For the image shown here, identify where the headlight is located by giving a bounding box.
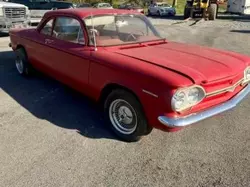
[0,8,3,16]
[244,67,250,81]
[171,85,206,112]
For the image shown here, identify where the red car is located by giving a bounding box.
[9,8,250,142]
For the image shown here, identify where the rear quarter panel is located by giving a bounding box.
[10,28,36,50]
[9,28,53,73]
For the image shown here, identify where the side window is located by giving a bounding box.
[10,0,30,7]
[40,18,54,36]
[53,17,85,45]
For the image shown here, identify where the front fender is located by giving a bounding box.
[88,51,193,128]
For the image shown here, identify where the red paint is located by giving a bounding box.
[9,9,250,132]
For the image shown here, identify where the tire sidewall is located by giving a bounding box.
[104,90,150,142]
[15,48,30,76]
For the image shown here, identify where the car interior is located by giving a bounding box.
[84,15,160,46]
[40,15,160,46]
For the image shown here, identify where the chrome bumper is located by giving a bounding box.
[158,84,250,127]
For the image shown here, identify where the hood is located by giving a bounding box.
[0,2,26,8]
[115,42,249,84]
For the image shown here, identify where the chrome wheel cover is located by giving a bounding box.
[15,57,24,74]
[109,99,137,135]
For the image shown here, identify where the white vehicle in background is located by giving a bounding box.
[148,2,176,16]
[0,0,30,33]
[227,0,250,15]
[93,3,113,9]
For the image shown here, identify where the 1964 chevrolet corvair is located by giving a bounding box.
[9,8,250,142]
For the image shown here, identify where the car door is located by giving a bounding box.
[43,16,90,93]
[27,17,58,73]
[151,3,157,14]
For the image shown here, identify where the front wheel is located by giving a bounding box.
[104,89,152,142]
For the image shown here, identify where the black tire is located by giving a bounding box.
[14,47,33,76]
[184,7,191,19]
[104,89,152,142]
[208,3,217,20]
[157,10,161,17]
[148,9,151,16]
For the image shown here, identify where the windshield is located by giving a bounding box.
[83,14,163,47]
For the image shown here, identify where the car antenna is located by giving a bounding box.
[91,12,97,51]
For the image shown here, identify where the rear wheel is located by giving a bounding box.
[208,3,217,20]
[184,7,191,19]
[15,48,33,76]
[104,89,152,142]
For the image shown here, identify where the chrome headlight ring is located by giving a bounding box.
[244,66,250,81]
[171,85,206,112]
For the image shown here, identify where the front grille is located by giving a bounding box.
[206,78,245,98]
[3,7,26,19]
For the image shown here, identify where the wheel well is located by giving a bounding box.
[16,44,25,50]
[16,44,24,49]
[99,83,151,133]
[15,45,28,57]
[98,83,141,107]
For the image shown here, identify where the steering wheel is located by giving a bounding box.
[125,30,146,42]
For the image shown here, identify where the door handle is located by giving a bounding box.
[45,39,54,44]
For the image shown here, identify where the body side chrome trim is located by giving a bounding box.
[158,84,250,127]
[142,89,158,98]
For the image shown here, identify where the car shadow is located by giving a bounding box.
[0,33,9,37]
[230,30,250,34]
[0,50,119,141]
[147,14,184,20]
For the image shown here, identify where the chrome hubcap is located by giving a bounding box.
[15,57,24,74]
[109,99,137,135]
